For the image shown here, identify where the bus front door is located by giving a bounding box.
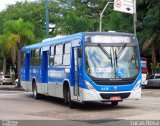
[73,47,80,101]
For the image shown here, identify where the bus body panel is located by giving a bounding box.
[20,32,141,103]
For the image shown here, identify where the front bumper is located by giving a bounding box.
[81,88,141,102]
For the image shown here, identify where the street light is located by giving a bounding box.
[45,0,49,38]
[99,2,113,32]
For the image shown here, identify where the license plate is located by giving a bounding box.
[110,96,121,101]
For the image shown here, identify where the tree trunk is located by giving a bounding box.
[151,46,156,64]
[3,56,6,75]
[151,45,157,73]
[17,48,21,87]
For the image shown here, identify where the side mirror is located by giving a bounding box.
[78,47,82,58]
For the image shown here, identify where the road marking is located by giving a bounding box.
[141,91,152,96]
[0,93,19,97]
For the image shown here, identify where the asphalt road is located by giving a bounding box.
[0,85,160,126]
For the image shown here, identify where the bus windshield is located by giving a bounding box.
[85,45,139,79]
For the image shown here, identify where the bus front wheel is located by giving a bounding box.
[68,88,75,108]
[64,86,75,108]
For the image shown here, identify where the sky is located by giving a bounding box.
[0,0,35,11]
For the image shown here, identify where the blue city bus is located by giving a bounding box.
[20,32,141,108]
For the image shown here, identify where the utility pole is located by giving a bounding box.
[133,0,137,36]
[45,0,49,38]
[99,2,113,32]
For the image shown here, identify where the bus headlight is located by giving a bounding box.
[133,80,141,91]
[85,80,96,92]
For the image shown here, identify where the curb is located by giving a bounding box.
[0,86,25,91]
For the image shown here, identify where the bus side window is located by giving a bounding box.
[49,46,54,66]
[39,48,42,66]
[54,44,63,66]
[30,50,33,66]
[63,42,71,66]
[31,49,40,66]
[21,52,25,67]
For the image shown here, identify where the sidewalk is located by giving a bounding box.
[0,85,25,91]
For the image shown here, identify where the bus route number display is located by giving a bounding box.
[91,35,132,43]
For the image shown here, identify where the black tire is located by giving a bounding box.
[111,101,118,106]
[64,86,75,109]
[33,82,40,99]
[0,81,3,85]
[68,87,76,108]
[64,86,69,104]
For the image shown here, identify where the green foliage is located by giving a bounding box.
[0,0,136,36]
[0,0,160,73]
[61,11,94,34]
[3,18,34,47]
[150,63,160,74]
[0,1,62,41]
[137,0,160,65]
[104,12,133,32]
[137,0,160,47]
[0,18,35,82]
[0,34,10,56]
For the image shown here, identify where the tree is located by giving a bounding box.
[61,11,94,34]
[2,19,34,87]
[137,0,160,66]
[0,0,67,39]
[0,1,45,41]
[104,12,133,32]
[0,0,159,75]
[0,34,11,74]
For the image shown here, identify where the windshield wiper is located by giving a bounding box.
[98,44,113,67]
[116,44,127,59]
[115,44,126,67]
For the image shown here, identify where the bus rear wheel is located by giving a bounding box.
[33,82,40,99]
[111,101,118,106]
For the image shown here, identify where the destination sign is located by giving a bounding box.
[90,35,132,43]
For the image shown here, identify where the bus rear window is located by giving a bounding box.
[141,60,147,68]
